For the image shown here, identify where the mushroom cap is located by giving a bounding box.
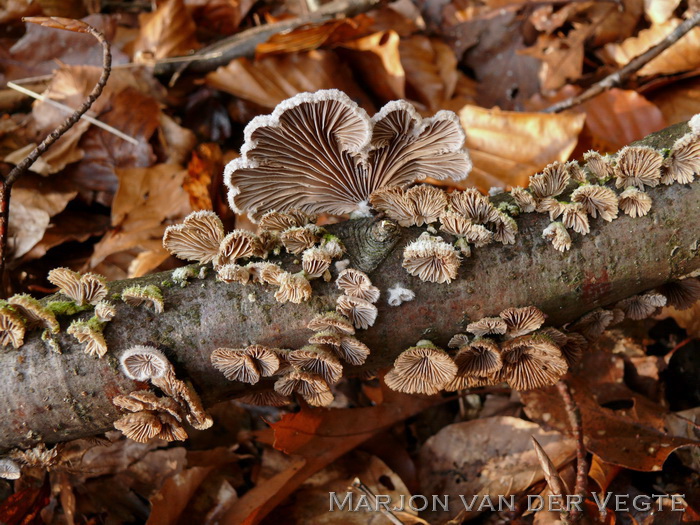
[308,330,343,348]
[215,230,262,267]
[406,185,449,226]
[566,160,587,183]
[614,145,663,190]
[155,412,188,441]
[8,294,59,333]
[384,368,442,395]
[492,211,518,245]
[369,186,417,227]
[542,222,571,252]
[246,262,285,285]
[274,368,333,407]
[336,295,378,330]
[448,333,471,349]
[500,306,546,337]
[561,203,590,235]
[236,390,291,407]
[48,268,108,306]
[320,236,345,259]
[570,308,616,341]
[0,458,21,480]
[259,208,316,233]
[663,132,700,184]
[163,210,224,264]
[337,336,371,366]
[281,225,321,255]
[499,334,568,391]
[302,247,332,278]
[584,151,614,181]
[114,411,162,443]
[571,185,619,222]
[120,345,171,381]
[307,311,355,335]
[402,233,460,284]
[466,316,507,337]
[558,331,587,368]
[274,272,312,304]
[439,209,475,237]
[121,285,164,313]
[94,301,116,322]
[529,162,570,199]
[288,345,343,384]
[225,90,470,219]
[450,189,499,224]
[510,187,536,213]
[658,277,700,310]
[618,187,652,218]
[536,197,564,220]
[113,390,182,420]
[216,264,250,284]
[158,377,213,431]
[615,292,667,320]
[336,268,380,303]
[210,345,280,384]
[444,337,502,391]
[67,320,108,358]
[388,343,457,392]
[0,306,26,349]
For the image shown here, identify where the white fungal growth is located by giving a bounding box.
[387,284,415,306]
[335,259,351,272]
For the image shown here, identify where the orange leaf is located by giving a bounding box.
[23,16,91,33]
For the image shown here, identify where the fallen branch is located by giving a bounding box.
[0,123,697,452]
[544,9,700,113]
[0,17,111,292]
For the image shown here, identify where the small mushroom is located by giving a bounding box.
[274,368,334,407]
[121,285,164,313]
[217,264,250,284]
[529,162,570,199]
[466,316,507,337]
[274,272,312,304]
[510,187,536,213]
[288,345,343,384]
[571,185,619,221]
[663,132,700,184]
[615,292,667,320]
[450,189,499,224]
[307,311,355,335]
[0,458,21,480]
[536,197,564,220]
[67,319,108,357]
[583,151,614,181]
[566,160,587,183]
[302,247,332,278]
[309,331,370,366]
[444,338,502,390]
[570,308,616,341]
[491,211,518,245]
[281,225,321,255]
[369,186,417,227]
[614,145,662,190]
[162,210,224,264]
[406,185,448,226]
[386,283,415,307]
[259,209,315,233]
[113,411,162,443]
[215,230,263,267]
[558,331,587,368]
[155,412,189,441]
[448,333,471,349]
[210,345,280,384]
[500,306,546,337]
[542,222,572,252]
[658,277,700,310]
[236,390,291,407]
[155,376,213,430]
[120,346,172,381]
[336,295,378,330]
[439,209,474,237]
[402,233,460,284]
[499,334,568,391]
[7,294,59,333]
[47,268,108,306]
[561,203,590,235]
[336,268,380,303]
[247,262,285,285]
[618,187,652,218]
[384,341,457,394]
[113,390,182,420]
[94,301,116,322]
[319,235,345,259]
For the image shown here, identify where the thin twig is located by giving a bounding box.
[350,478,405,525]
[6,82,136,145]
[556,380,587,522]
[531,436,571,525]
[544,9,700,113]
[0,17,112,293]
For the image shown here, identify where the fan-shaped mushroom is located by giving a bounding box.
[336,268,380,303]
[500,306,546,337]
[48,268,108,306]
[402,233,460,284]
[542,222,572,252]
[67,319,108,358]
[499,334,568,391]
[384,341,457,394]
[618,187,652,218]
[658,277,700,310]
[336,295,378,330]
[8,294,59,333]
[274,272,312,304]
[307,311,355,335]
[529,162,570,199]
[215,230,263,267]
[163,210,224,264]
[616,293,667,320]
[288,345,343,384]
[444,338,502,390]
[274,368,334,407]
[571,185,618,221]
[614,146,662,190]
[120,346,172,381]
[663,132,700,184]
[121,285,164,313]
[466,316,507,337]
[210,345,280,384]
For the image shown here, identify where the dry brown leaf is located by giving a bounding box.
[8,199,50,260]
[658,303,700,338]
[134,0,199,61]
[186,0,256,36]
[418,416,575,523]
[583,88,667,153]
[649,76,700,125]
[587,0,643,47]
[157,113,196,166]
[146,466,214,525]
[0,0,41,24]
[457,105,585,190]
[23,210,110,261]
[206,50,375,113]
[601,18,700,77]
[338,30,405,102]
[644,0,682,24]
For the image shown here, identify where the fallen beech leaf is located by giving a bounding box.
[658,303,700,338]
[0,479,50,525]
[650,76,700,126]
[601,19,700,77]
[206,50,374,113]
[583,88,666,153]
[644,0,682,24]
[8,198,50,259]
[222,388,438,525]
[187,0,256,36]
[128,244,172,278]
[158,113,196,166]
[134,0,199,61]
[0,0,41,24]
[588,454,621,492]
[458,105,585,190]
[587,0,644,46]
[23,210,110,261]
[183,143,224,211]
[338,30,406,102]
[418,416,575,522]
[146,466,214,525]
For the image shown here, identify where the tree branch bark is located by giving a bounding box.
[1,122,699,452]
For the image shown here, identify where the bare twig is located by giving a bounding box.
[0,17,112,293]
[544,9,700,113]
[556,380,588,522]
[531,436,571,524]
[350,478,405,525]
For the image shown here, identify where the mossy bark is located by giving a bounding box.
[0,123,699,451]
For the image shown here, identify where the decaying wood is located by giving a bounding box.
[0,122,698,451]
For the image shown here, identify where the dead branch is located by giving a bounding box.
[0,122,697,452]
[0,17,111,293]
[544,9,700,113]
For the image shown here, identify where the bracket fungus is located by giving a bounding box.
[658,278,700,310]
[663,132,700,184]
[336,268,380,303]
[583,151,614,181]
[237,390,291,407]
[336,295,378,330]
[570,185,619,221]
[500,306,546,338]
[402,233,460,284]
[288,345,343,384]
[499,334,568,391]
[450,189,500,224]
[216,230,264,266]
[274,368,333,407]
[7,294,59,333]
[614,146,663,190]
[0,458,21,480]
[384,341,458,395]
[274,272,312,304]
[466,316,507,337]
[542,222,572,252]
[67,318,108,358]
[224,89,471,219]
[259,209,316,233]
[528,162,570,199]
[307,311,356,335]
[120,345,171,381]
[445,338,503,390]
[570,308,619,341]
[302,247,332,278]
[163,210,225,264]
[210,345,280,384]
[94,301,116,322]
[618,187,652,217]
[615,292,667,320]
[47,268,108,306]
[121,285,164,313]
